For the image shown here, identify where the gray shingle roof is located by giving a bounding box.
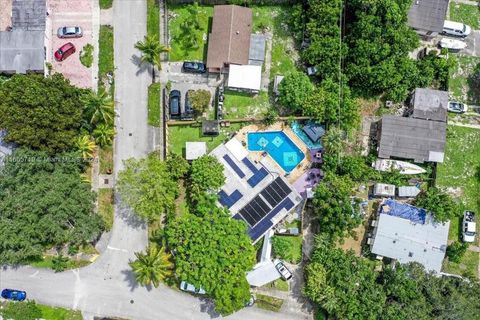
[412,88,448,122]
[407,0,448,34]
[378,115,446,163]
[248,34,266,66]
[0,30,44,73]
[12,0,46,30]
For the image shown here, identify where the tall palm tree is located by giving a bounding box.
[93,123,115,147]
[134,35,170,82]
[75,135,96,159]
[81,90,114,125]
[129,246,174,288]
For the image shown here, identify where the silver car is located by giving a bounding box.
[57,26,83,38]
[274,259,293,280]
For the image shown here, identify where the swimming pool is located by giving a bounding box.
[247,131,305,173]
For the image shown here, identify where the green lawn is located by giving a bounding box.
[255,294,284,312]
[37,304,83,320]
[168,4,213,61]
[99,25,114,93]
[30,256,90,270]
[449,2,480,30]
[437,126,480,277]
[79,44,94,68]
[265,279,289,292]
[0,302,82,320]
[148,83,161,126]
[99,146,113,174]
[98,188,114,231]
[147,0,160,39]
[449,55,480,104]
[223,90,270,119]
[272,235,303,264]
[443,250,479,278]
[99,0,113,9]
[168,123,244,156]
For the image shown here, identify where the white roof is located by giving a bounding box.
[246,260,281,287]
[373,183,395,197]
[398,186,421,198]
[225,138,249,162]
[185,142,207,160]
[227,64,262,91]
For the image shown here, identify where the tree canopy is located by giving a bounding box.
[188,89,211,114]
[414,187,459,222]
[165,202,255,315]
[117,153,179,221]
[0,149,103,264]
[0,74,85,154]
[278,71,314,112]
[188,155,225,202]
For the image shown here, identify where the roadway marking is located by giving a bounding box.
[107,245,128,253]
[29,271,39,278]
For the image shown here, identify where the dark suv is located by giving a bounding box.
[169,90,181,119]
[182,61,206,74]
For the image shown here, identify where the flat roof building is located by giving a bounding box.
[408,0,448,38]
[227,64,262,93]
[411,88,448,122]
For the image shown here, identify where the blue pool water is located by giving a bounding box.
[247,131,305,173]
[290,121,323,150]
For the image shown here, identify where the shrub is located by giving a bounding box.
[79,44,94,68]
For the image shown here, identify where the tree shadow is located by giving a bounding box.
[114,193,148,229]
[121,268,142,292]
[198,297,219,318]
[467,62,480,104]
[131,54,151,77]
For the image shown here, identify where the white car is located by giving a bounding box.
[462,211,476,243]
[274,259,293,280]
[439,38,467,51]
[448,101,468,113]
[179,281,206,295]
[57,26,83,38]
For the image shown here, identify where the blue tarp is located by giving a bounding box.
[379,199,427,224]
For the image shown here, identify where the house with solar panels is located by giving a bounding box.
[210,138,302,243]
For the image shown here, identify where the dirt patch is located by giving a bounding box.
[358,98,382,117]
[443,186,465,198]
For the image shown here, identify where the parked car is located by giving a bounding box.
[57,26,83,38]
[245,294,256,307]
[179,281,206,295]
[462,211,476,243]
[54,42,76,61]
[439,38,467,51]
[182,91,194,120]
[448,101,468,113]
[1,289,26,301]
[169,89,181,118]
[443,20,471,38]
[182,61,206,74]
[274,259,293,280]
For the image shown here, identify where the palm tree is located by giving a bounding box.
[81,90,114,125]
[93,123,115,147]
[134,35,170,82]
[76,135,96,159]
[129,246,174,288]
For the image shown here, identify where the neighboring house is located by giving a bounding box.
[407,0,448,38]
[0,0,46,74]
[370,199,449,273]
[377,115,447,163]
[410,88,448,122]
[210,138,302,243]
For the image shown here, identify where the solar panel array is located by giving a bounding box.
[239,196,271,226]
[247,168,268,187]
[223,154,245,178]
[218,190,243,208]
[242,157,258,172]
[247,198,295,241]
[261,177,291,207]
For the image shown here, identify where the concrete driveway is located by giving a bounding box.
[49,0,94,88]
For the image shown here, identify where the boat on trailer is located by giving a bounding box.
[373,159,426,175]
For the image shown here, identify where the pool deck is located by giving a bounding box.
[235,122,312,184]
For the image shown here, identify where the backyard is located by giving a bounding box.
[223,90,270,119]
[449,2,480,30]
[449,55,480,104]
[436,126,480,277]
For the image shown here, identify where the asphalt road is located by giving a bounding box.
[0,1,307,319]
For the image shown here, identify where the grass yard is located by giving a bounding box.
[168,4,213,61]
[0,302,82,320]
[437,126,480,277]
[255,294,284,312]
[99,25,114,93]
[148,83,161,127]
[443,250,479,279]
[98,188,114,231]
[99,146,113,174]
[265,279,289,292]
[272,235,303,264]
[449,55,480,104]
[223,90,270,119]
[147,0,160,39]
[30,256,91,270]
[37,304,83,320]
[99,0,113,9]
[449,2,480,30]
[168,123,244,156]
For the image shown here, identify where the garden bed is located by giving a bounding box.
[255,294,284,312]
[148,83,161,127]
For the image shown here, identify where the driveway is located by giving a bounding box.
[48,0,94,88]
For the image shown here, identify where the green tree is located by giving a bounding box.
[188,89,211,114]
[321,126,344,157]
[165,202,255,315]
[80,89,114,126]
[93,123,115,147]
[0,149,103,264]
[0,74,84,154]
[312,173,361,241]
[129,246,174,287]
[135,35,170,81]
[117,153,179,221]
[52,254,69,272]
[188,155,225,202]
[75,135,96,159]
[262,108,278,126]
[446,241,468,263]
[277,71,314,112]
[0,300,42,320]
[165,152,189,180]
[415,187,459,222]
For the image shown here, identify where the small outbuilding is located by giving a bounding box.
[398,186,421,198]
[202,120,220,136]
[410,88,448,122]
[302,123,325,143]
[227,64,262,93]
[185,142,207,161]
[373,183,396,197]
[248,34,266,66]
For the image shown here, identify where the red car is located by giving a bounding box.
[54,42,75,61]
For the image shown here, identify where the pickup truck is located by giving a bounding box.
[462,211,476,243]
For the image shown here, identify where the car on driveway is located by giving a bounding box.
[448,101,467,113]
[182,62,206,74]
[462,211,476,243]
[54,42,76,61]
[439,38,467,51]
[57,26,83,38]
[1,289,26,301]
[274,259,293,280]
[179,281,206,295]
[169,90,181,119]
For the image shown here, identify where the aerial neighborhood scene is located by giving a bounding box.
[0,0,480,319]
